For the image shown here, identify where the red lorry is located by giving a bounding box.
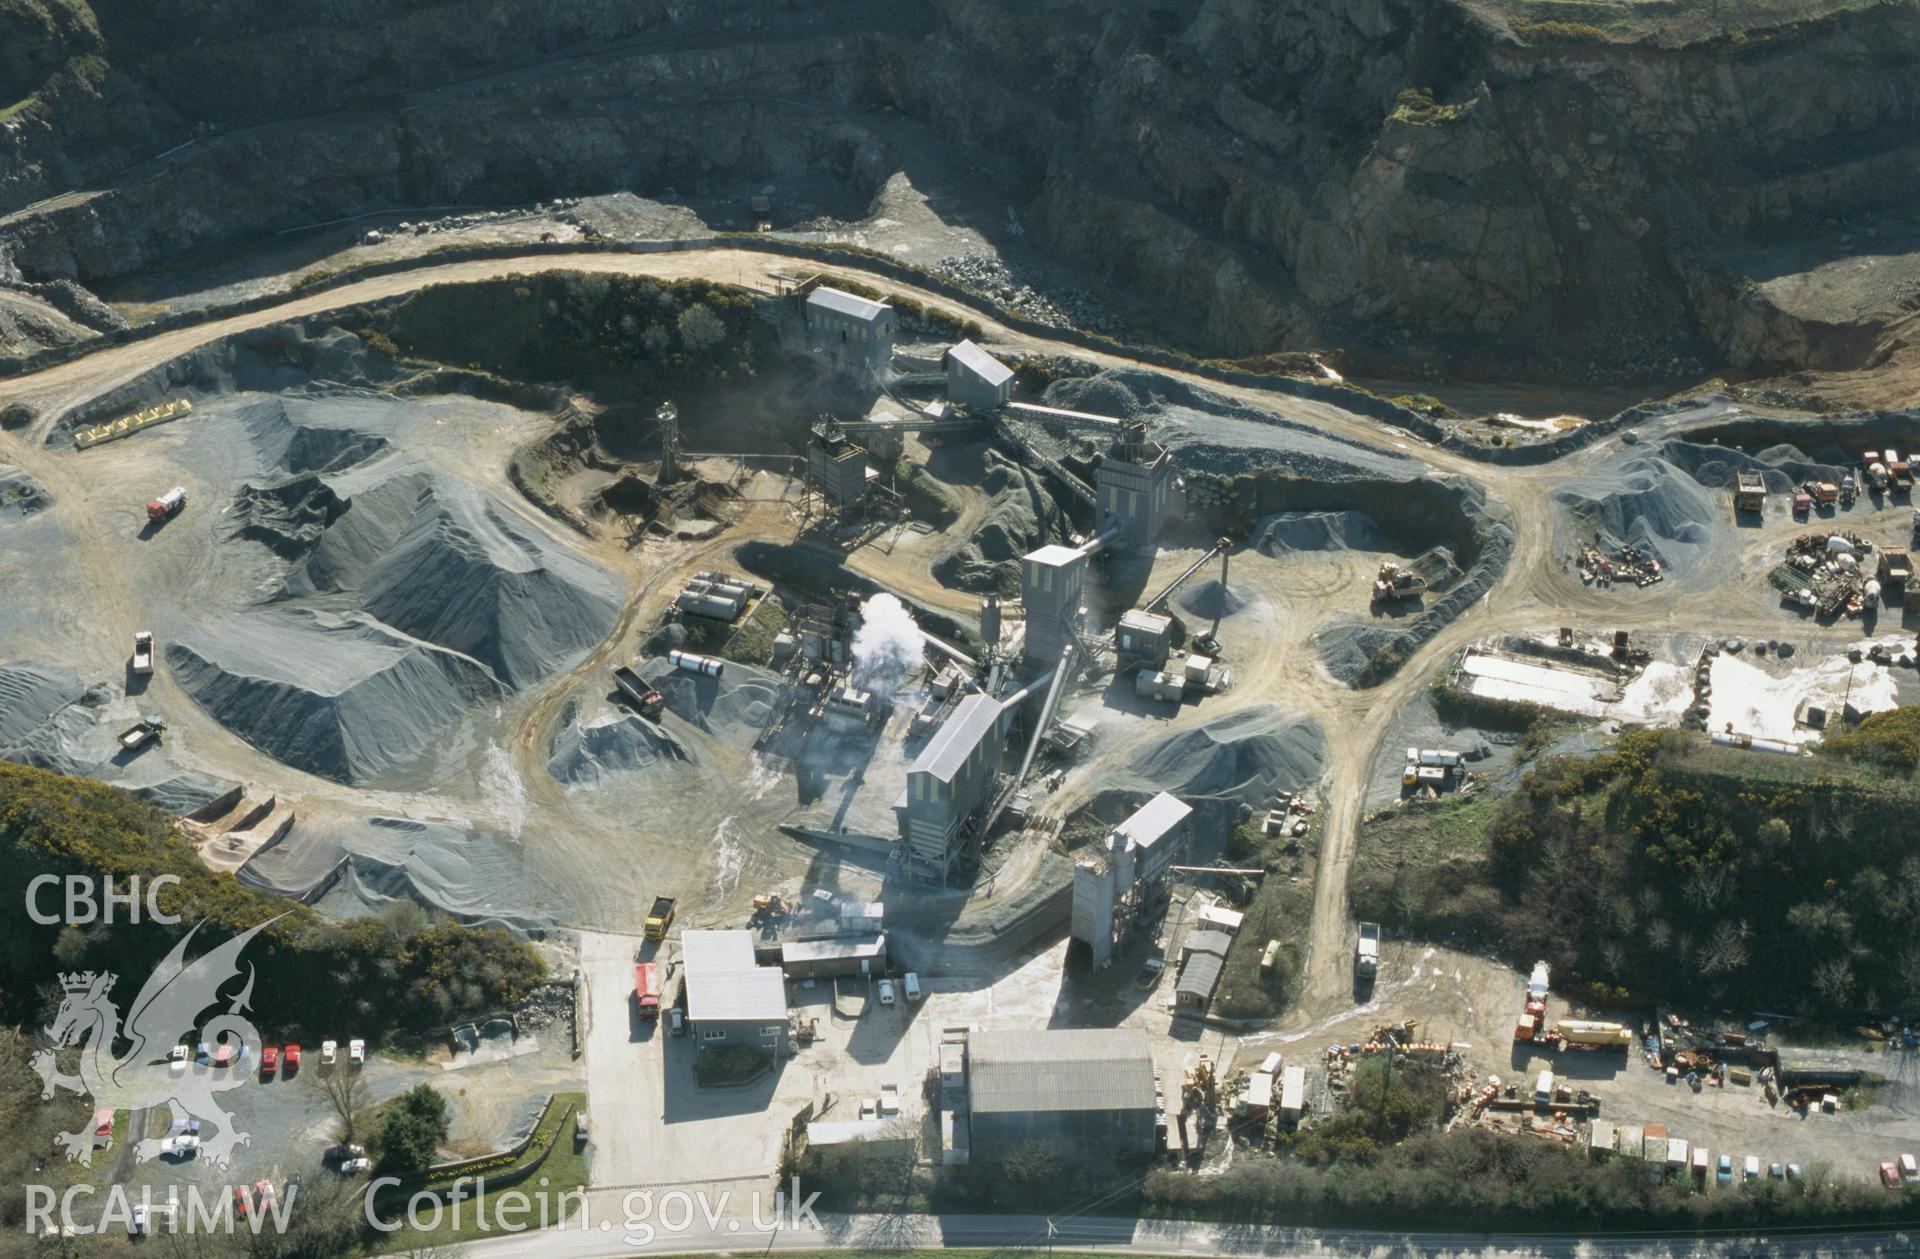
[146,486,187,521]
[633,963,661,1020]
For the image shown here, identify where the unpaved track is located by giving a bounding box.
[0,245,1890,1032]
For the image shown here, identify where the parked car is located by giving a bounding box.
[1881,1160,1903,1189]
[1134,958,1165,990]
[877,979,896,1006]
[1900,1152,1919,1183]
[283,1044,300,1074]
[1768,1162,1784,1179]
[232,1187,251,1220]
[903,972,921,1002]
[338,1157,371,1175]
[859,1098,878,1121]
[260,1046,278,1077]
[668,1008,685,1036]
[1786,1163,1803,1182]
[325,1142,366,1164]
[254,1181,276,1212]
[348,1038,365,1067]
[170,1044,189,1074]
[320,1040,338,1067]
[160,1135,199,1160]
[1743,1155,1760,1181]
[1716,1155,1733,1185]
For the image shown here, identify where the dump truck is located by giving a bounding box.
[1793,489,1812,516]
[633,963,661,1019]
[1878,548,1911,597]
[1893,450,1915,493]
[1354,922,1380,978]
[1553,1019,1633,1051]
[1813,481,1839,507]
[146,486,187,522]
[131,632,155,676]
[611,664,666,719]
[117,717,166,751]
[643,896,676,940]
[1734,470,1766,514]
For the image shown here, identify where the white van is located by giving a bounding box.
[903,973,921,1002]
[1533,1070,1555,1104]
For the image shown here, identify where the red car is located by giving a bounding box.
[260,1046,279,1078]
[233,1186,251,1219]
[283,1044,301,1075]
[1881,1160,1903,1188]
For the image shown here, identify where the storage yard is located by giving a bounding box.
[2,253,1917,1226]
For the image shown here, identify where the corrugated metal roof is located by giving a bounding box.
[682,929,787,1023]
[1177,950,1224,999]
[969,1029,1154,1114]
[948,339,1013,387]
[1182,928,1233,960]
[782,934,887,965]
[1116,792,1190,851]
[909,693,1001,783]
[807,286,890,323]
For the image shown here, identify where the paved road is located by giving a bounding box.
[455,1205,1920,1259]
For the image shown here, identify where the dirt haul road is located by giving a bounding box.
[0,246,1879,1031]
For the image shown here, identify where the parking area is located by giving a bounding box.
[116,1022,581,1206]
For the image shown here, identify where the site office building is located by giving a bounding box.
[681,929,790,1057]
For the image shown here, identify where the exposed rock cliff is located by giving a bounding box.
[1,0,1915,380]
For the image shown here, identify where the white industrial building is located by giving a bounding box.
[894,692,1008,883]
[1070,792,1193,970]
[681,929,789,1056]
[946,339,1014,409]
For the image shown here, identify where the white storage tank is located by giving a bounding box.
[669,649,725,678]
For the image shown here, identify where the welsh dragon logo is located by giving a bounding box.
[32,918,278,1168]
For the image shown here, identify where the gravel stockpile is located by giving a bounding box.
[1657,437,1845,492]
[52,327,397,443]
[1044,368,1422,481]
[277,471,432,596]
[931,452,1071,593]
[0,661,85,746]
[1176,578,1250,621]
[1252,510,1388,556]
[1101,704,1326,830]
[240,396,393,476]
[222,395,620,689]
[1552,453,1721,575]
[243,815,558,932]
[639,657,782,736]
[0,465,53,522]
[547,714,687,786]
[167,610,506,785]
[360,480,621,688]
[0,661,229,812]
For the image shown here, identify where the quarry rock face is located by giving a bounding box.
[0,0,1916,376]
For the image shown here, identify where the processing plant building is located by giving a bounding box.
[965,1028,1158,1158]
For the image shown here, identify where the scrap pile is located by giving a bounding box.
[1575,541,1663,588]
[1646,1012,1778,1093]
[1771,532,1879,616]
